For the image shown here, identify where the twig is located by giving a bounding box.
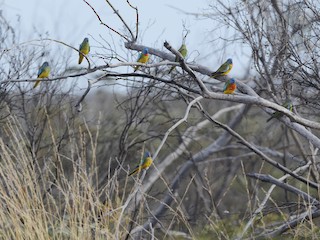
[105,0,135,41]
[75,80,91,112]
[75,74,107,111]
[126,0,139,42]
[83,0,130,41]
[152,95,203,160]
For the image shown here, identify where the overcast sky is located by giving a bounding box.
[2,0,248,79]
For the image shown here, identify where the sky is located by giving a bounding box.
[3,0,208,42]
[2,0,249,82]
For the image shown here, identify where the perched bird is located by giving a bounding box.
[134,48,149,72]
[267,98,293,122]
[223,78,237,94]
[168,43,188,73]
[33,62,50,88]
[211,58,233,78]
[78,38,90,64]
[128,151,153,176]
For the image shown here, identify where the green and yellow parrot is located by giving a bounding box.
[128,151,153,176]
[211,58,233,78]
[33,62,50,88]
[267,98,293,122]
[78,38,90,64]
[134,48,149,72]
[168,43,188,73]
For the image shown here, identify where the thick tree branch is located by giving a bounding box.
[247,173,320,205]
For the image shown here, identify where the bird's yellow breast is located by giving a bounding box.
[38,67,50,78]
[80,43,90,55]
[143,157,153,169]
[138,54,149,64]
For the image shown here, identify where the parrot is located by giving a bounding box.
[168,43,188,73]
[211,58,233,78]
[223,78,237,94]
[134,48,149,72]
[267,98,293,122]
[78,37,90,64]
[128,151,153,176]
[33,62,50,89]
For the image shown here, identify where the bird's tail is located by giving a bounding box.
[78,54,84,64]
[134,65,140,72]
[168,66,175,74]
[33,80,41,89]
[266,116,273,122]
[211,72,217,78]
[128,167,141,176]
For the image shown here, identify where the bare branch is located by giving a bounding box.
[105,0,135,41]
[83,0,130,41]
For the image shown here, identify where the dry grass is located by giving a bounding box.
[0,116,133,239]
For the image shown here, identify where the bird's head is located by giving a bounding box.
[144,151,151,158]
[43,62,49,67]
[229,78,236,84]
[142,48,149,55]
[84,38,89,42]
[227,58,232,64]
